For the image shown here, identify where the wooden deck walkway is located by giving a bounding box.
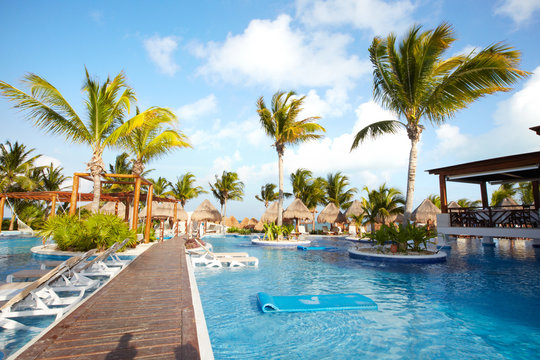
[16,236,202,360]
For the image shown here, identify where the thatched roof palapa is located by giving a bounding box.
[411,198,441,224]
[496,197,521,209]
[261,201,279,223]
[223,216,240,227]
[254,221,264,232]
[176,206,188,221]
[447,201,461,209]
[139,201,175,219]
[283,198,312,221]
[345,200,364,218]
[191,199,222,222]
[239,217,250,228]
[317,203,347,224]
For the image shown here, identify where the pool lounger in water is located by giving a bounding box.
[257,292,377,313]
[297,246,338,251]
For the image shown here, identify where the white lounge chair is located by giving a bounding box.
[189,238,258,268]
[75,240,131,277]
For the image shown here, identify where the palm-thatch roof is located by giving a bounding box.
[394,213,404,224]
[254,221,264,232]
[283,198,312,221]
[99,201,126,215]
[176,206,188,221]
[139,201,175,219]
[317,203,347,224]
[496,197,521,209]
[239,217,250,228]
[248,218,258,226]
[411,198,441,224]
[345,200,364,218]
[223,216,240,227]
[191,199,222,222]
[447,201,461,209]
[261,201,279,223]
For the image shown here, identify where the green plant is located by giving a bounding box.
[39,214,136,251]
[366,223,435,253]
[137,223,156,242]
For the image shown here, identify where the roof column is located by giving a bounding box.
[0,196,5,234]
[132,176,142,231]
[533,181,539,211]
[439,174,448,213]
[69,174,80,216]
[480,182,489,209]
[49,195,57,219]
[144,184,154,244]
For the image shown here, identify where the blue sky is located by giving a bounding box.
[1,0,540,219]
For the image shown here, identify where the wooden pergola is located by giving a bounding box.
[427,151,540,213]
[0,172,180,243]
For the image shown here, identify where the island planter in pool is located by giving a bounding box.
[348,247,447,263]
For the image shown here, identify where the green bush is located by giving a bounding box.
[227,227,253,235]
[366,223,436,253]
[39,214,136,251]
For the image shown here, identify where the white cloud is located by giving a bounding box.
[192,14,368,89]
[434,124,468,154]
[296,0,416,35]
[35,155,62,168]
[176,94,218,122]
[187,116,266,150]
[301,88,351,119]
[89,10,104,23]
[494,0,540,24]
[143,36,179,76]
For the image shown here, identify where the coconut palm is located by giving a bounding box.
[39,163,69,192]
[209,171,244,218]
[362,184,405,227]
[0,141,41,192]
[255,183,280,208]
[427,194,441,209]
[121,108,191,176]
[351,23,529,222]
[516,182,536,205]
[290,169,326,230]
[257,91,325,225]
[0,69,173,212]
[170,172,207,207]
[149,176,171,197]
[324,172,357,211]
[457,198,481,208]
[490,184,517,206]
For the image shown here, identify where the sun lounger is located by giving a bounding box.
[0,282,32,301]
[75,240,131,277]
[189,238,259,268]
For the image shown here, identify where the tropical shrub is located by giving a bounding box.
[366,224,435,253]
[137,223,157,242]
[39,214,136,251]
[262,222,294,240]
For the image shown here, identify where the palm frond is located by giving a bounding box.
[351,120,404,150]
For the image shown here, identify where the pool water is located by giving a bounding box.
[194,235,540,359]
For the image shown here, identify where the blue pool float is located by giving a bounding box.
[297,246,338,251]
[257,292,377,313]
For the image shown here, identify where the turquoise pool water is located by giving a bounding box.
[194,235,540,359]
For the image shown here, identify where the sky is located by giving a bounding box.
[1,0,540,219]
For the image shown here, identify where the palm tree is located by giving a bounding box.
[490,183,517,206]
[0,141,41,192]
[362,184,404,227]
[457,198,481,208]
[149,176,171,197]
[40,163,69,192]
[209,171,244,218]
[121,108,191,176]
[351,23,529,222]
[427,194,441,209]
[255,183,279,208]
[516,182,536,205]
[257,91,325,225]
[290,169,326,229]
[0,69,173,212]
[170,173,207,207]
[324,172,357,211]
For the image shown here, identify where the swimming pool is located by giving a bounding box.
[194,235,540,359]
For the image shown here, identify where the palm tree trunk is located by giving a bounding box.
[88,147,105,213]
[277,146,284,226]
[404,127,421,223]
[223,199,227,219]
[9,213,15,231]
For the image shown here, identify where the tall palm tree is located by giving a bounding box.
[290,169,326,229]
[170,173,207,207]
[121,108,191,176]
[255,183,279,208]
[257,91,325,225]
[0,69,173,212]
[39,163,69,192]
[149,176,171,197]
[104,152,135,193]
[209,171,244,218]
[362,184,405,227]
[324,172,357,211]
[0,141,41,192]
[516,182,536,205]
[351,23,529,222]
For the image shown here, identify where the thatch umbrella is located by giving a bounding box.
[283,198,312,232]
[239,217,250,229]
[261,201,279,223]
[191,200,222,236]
[99,201,126,216]
[447,201,461,209]
[223,216,240,227]
[411,198,441,225]
[254,221,264,232]
[138,201,176,241]
[496,197,521,209]
[345,200,364,218]
[247,218,258,229]
[317,203,347,224]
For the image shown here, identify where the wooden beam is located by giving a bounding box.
[533,181,539,211]
[49,195,57,219]
[0,196,5,234]
[132,177,142,231]
[439,175,448,213]
[144,184,154,244]
[69,175,79,216]
[480,182,489,209]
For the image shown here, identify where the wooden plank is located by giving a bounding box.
[16,236,201,360]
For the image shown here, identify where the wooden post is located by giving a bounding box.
[49,195,57,219]
[173,202,178,237]
[480,182,489,209]
[533,181,539,211]
[131,177,142,231]
[124,198,130,222]
[0,196,5,234]
[114,202,119,216]
[439,175,448,213]
[144,184,154,244]
[69,174,79,216]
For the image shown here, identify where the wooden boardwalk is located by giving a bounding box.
[16,236,202,360]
